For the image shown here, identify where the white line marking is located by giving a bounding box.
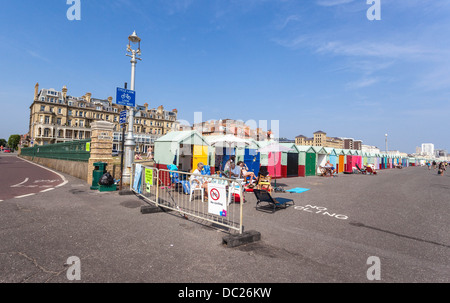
[40,188,55,193]
[11,178,30,188]
[16,156,68,188]
[15,193,36,199]
[0,200,3,203]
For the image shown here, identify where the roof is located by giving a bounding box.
[155,130,209,145]
[307,146,328,154]
[314,130,327,135]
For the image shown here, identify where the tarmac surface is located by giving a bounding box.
[0,154,449,283]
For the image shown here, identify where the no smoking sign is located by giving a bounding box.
[208,184,227,217]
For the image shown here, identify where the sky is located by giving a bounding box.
[0,0,449,153]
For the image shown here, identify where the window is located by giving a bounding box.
[40,106,45,112]
[58,108,62,114]
[57,118,62,125]
[44,116,50,124]
[68,110,73,116]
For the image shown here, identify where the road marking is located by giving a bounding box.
[16,156,68,188]
[40,188,55,193]
[0,200,3,203]
[15,193,36,199]
[11,178,30,188]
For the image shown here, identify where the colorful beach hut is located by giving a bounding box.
[154,130,210,173]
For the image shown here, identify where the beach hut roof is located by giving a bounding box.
[323,147,337,156]
[295,145,312,152]
[342,149,353,155]
[307,146,328,154]
[155,130,209,146]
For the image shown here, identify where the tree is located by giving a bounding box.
[0,139,6,147]
[8,135,21,151]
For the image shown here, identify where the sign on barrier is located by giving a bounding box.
[208,184,227,217]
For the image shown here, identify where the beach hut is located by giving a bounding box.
[324,147,338,172]
[335,148,346,174]
[343,149,354,173]
[258,142,294,179]
[296,146,310,177]
[304,146,328,176]
[238,139,261,176]
[353,150,363,170]
[363,152,369,166]
[154,130,210,173]
[281,143,300,178]
[206,135,256,174]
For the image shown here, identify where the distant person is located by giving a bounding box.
[432,160,437,170]
[438,162,446,176]
[427,162,431,170]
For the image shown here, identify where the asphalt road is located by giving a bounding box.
[0,154,66,201]
[0,157,449,284]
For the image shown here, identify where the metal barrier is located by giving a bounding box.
[132,164,245,235]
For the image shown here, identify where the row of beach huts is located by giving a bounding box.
[153,131,427,178]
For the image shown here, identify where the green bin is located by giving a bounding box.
[90,162,107,190]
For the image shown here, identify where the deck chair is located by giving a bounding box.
[254,189,295,213]
[319,166,333,177]
[256,173,273,193]
[355,163,367,175]
[365,166,377,175]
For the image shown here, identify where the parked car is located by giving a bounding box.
[3,149,12,153]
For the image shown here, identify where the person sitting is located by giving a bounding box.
[324,160,336,175]
[237,161,257,184]
[223,156,236,174]
[190,163,209,199]
[224,161,241,179]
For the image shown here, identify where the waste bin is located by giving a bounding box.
[90,162,107,190]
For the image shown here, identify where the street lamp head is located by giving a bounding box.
[128,31,141,43]
[128,31,141,52]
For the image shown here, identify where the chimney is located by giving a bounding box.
[144,103,149,110]
[85,92,92,103]
[34,83,39,101]
[62,85,68,99]
[108,96,113,105]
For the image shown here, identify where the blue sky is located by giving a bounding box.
[0,0,449,153]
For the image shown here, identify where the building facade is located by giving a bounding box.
[421,143,435,156]
[29,83,179,154]
[192,119,268,141]
[296,131,345,149]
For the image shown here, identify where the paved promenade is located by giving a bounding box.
[0,155,449,283]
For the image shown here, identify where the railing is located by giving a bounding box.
[132,164,245,235]
[20,139,91,162]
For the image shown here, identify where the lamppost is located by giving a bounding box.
[123,31,142,185]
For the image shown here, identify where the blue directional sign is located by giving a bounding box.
[116,88,136,107]
[119,110,127,124]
